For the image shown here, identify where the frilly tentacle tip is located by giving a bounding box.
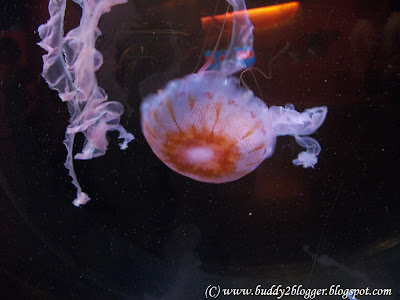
[119,142,129,150]
[72,192,91,207]
[292,152,318,168]
[119,134,135,150]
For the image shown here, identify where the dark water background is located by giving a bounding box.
[0,0,399,298]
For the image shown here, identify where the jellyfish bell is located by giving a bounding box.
[141,70,276,183]
[141,0,327,183]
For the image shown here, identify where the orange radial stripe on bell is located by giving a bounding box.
[160,125,241,180]
[249,143,265,153]
[242,121,261,139]
[188,94,196,110]
[144,124,158,141]
[166,99,181,131]
[211,102,223,132]
[245,159,264,167]
[152,109,161,126]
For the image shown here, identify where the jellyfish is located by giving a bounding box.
[140,0,327,183]
[38,0,134,206]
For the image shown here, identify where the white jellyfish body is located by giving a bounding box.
[141,0,327,183]
[38,0,327,205]
[141,70,276,183]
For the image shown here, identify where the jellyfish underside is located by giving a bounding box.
[141,0,327,183]
[142,71,276,183]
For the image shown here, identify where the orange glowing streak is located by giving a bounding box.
[201,2,300,31]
